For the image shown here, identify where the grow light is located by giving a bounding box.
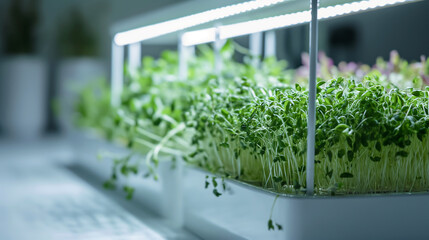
[113,0,288,46]
[181,0,420,46]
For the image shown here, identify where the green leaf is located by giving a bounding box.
[103,180,116,190]
[188,151,199,158]
[127,139,134,148]
[334,124,349,133]
[221,108,229,117]
[326,87,336,93]
[123,186,135,200]
[212,177,218,188]
[317,81,326,87]
[153,118,162,126]
[268,219,274,231]
[375,141,382,151]
[128,165,138,175]
[370,156,381,162]
[273,155,286,163]
[395,151,408,157]
[120,165,129,176]
[293,180,301,190]
[213,189,222,197]
[337,149,346,158]
[340,172,354,178]
[346,137,353,148]
[273,176,283,183]
[412,90,424,97]
[260,146,266,155]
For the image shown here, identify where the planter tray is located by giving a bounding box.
[70,129,183,228]
[184,167,429,240]
[71,129,429,239]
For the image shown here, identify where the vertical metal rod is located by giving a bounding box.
[307,0,318,195]
[214,26,223,76]
[250,32,263,67]
[111,42,124,107]
[178,33,188,80]
[128,42,141,76]
[264,30,276,58]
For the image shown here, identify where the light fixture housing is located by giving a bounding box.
[181,0,420,46]
[113,0,288,46]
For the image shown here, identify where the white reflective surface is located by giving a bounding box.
[0,137,196,240]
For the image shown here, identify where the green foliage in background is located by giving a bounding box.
[56,8,98,57]
[2,0,39,54]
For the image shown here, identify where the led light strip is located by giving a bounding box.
[182,0,419,46]
[113,0,286,46]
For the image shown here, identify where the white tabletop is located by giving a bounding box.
[0,136,198,240]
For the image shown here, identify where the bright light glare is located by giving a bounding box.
[182,0,418,46]
[182,28,216,47]
[319,0,411,19]
[221,11,310,39]
[114,0,286,46]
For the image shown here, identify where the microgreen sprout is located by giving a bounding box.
[188,76,429,195]
[267,195,283,231]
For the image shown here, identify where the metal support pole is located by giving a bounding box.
[306,0,318,195]
[111,42,124,107]
[250,32,262,67]
[214,26,223,76]
[128,42,141,76]
[179,33,188,80]
[264,30,276,58]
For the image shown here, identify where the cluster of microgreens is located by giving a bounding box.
[75,41,291,199]
[75,42,429,230]
[187,75,429,195]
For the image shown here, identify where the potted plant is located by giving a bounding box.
[56,7,105,134]
[0,0,47,139]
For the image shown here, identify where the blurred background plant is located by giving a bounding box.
[54,7,104,134]
[56,7,98,58]
[2,0,39,55]
[295,50,429,89]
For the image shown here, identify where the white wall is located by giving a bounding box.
[319,0,429,65]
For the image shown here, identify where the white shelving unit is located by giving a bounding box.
[75,0,429,239]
